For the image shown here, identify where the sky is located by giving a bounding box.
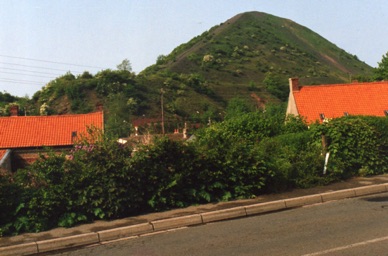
[0,0,387,97]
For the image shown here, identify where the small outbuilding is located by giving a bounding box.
[0,106,104,172]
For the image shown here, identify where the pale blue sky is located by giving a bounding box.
[0,0,387,97]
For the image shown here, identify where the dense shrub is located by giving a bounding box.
[1,114,388,236]
[1,151,68,235]
[258,132,327,192]
[312,117,387,178]
[0,174,24,236]
[129,137,209,210]
[194,127,267,200]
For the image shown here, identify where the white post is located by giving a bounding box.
[323,152,330,175]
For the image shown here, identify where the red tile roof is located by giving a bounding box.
[292,81,388,123]
[0,111,104,149]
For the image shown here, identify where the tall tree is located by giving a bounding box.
[104,93,133,138]
[374,52,388,80]
[117,59,132,72]
[263,72,289,101]
[224,97,254,120]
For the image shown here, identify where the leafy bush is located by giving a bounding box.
[2,151,68,235]
[63,130,136,220]
[130,137,209,210]
[2,113,388,236]
[195,131,266,200]
[258,132,327,191]
[312,117,386,178]
[0,174,24,236]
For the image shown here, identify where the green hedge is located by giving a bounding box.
[1,114,388,236]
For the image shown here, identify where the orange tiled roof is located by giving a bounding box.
[0,111,103,149]
[293,81,388,123]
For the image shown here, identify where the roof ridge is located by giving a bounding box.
[0,111,102,119]
[303,80,388,88]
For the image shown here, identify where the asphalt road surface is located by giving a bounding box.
[48,192,388,256]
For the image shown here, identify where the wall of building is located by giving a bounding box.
[11,147,72,171]
[0,150,12,173]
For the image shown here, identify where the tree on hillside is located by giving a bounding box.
[117,59,132,72]
[263,72,289,101]
[95,69,136,96]
[224,97,254,120]
[156,55,167,65]
[374,52,388,80]
[104,93,133,138]
[0,91,16,104]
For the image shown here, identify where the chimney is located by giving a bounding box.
[71,131,77,143]
[289,78,300,92]
[10,105,19,116]
[96,103,103,112]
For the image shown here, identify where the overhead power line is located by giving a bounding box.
[1,67,62,76]
[0,54,104,70]
[0,78,45,86]
[0,61,83,73]
[0,70,55,79]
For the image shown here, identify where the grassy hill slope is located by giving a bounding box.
[137,11,371,120]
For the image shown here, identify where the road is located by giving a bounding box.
[48,192,388,256]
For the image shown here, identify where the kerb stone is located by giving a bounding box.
[37,233,99,253]
[320,189,356,202]
[151,215,203,231]
[0,242,38,256]
[245,200,286,216]
[201,207,246,223]
[354,184,387,197]
[98,223,153,242]
[284,194,322,208]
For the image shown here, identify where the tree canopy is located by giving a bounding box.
[374,52,388,80]
[116,59,132,72]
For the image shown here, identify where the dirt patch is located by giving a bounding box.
[321,53,350,73]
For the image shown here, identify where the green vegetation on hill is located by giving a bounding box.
[143,11,371,102]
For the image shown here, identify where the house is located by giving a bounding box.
[286,78,388,123]
[0,105,104,172]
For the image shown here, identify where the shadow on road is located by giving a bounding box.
[363,195,388,202]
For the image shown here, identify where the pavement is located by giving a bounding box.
[2,174,388,255]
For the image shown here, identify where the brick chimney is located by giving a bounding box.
[96,103,103,112]
[10,105,19,116]
[289,78,300,92]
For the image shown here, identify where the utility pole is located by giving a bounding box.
[161,88,165,135]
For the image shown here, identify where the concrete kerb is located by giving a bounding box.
[353,183,388,196]
[320,188,356,202]
[284,194,323,208]
[245,200,287,216]
[2,183,388,255]
[151,214,203,231]
[36,233,99,253]
[0,242,38,256]
[200,206,247,223]
[97,223,153,242]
